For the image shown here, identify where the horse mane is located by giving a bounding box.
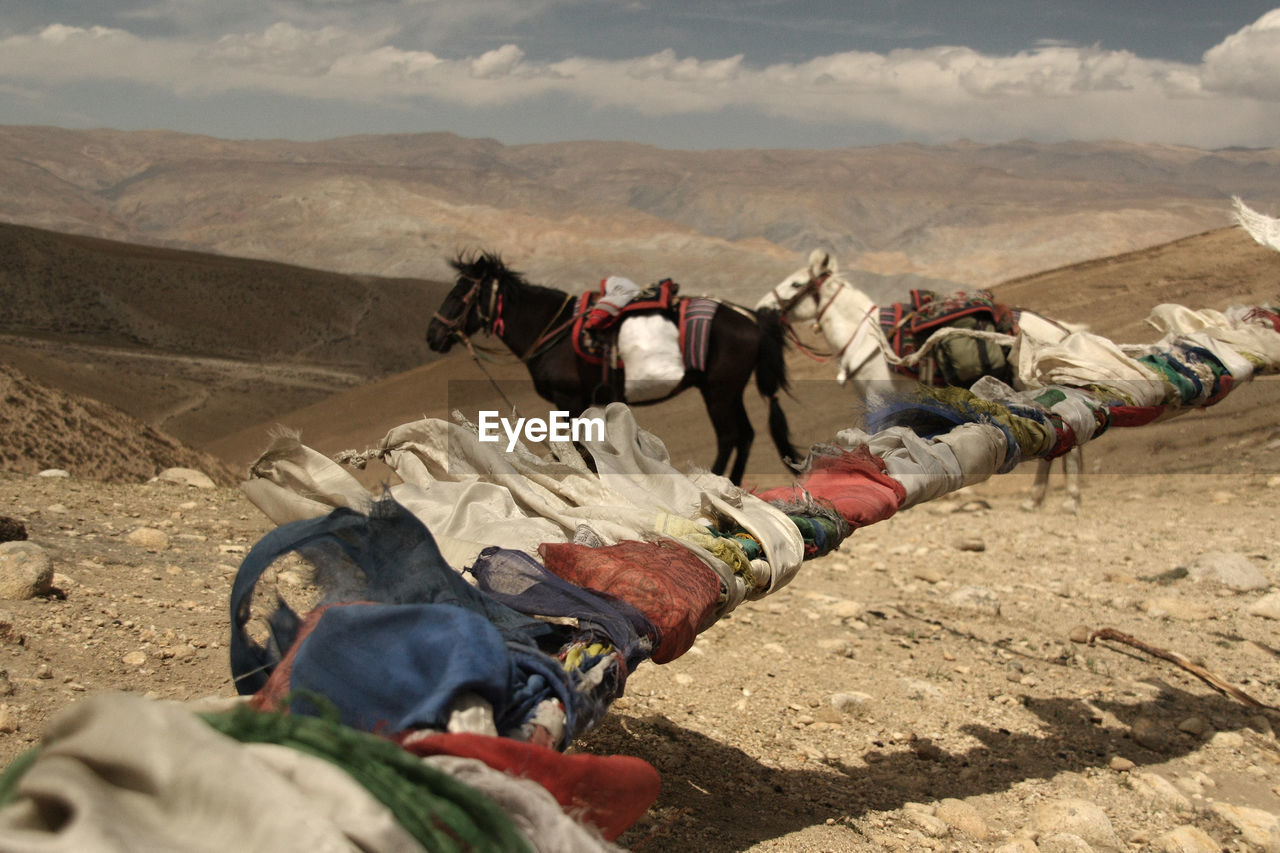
[449,250,568,305]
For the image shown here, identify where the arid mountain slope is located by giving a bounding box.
[3,126,1278,301]
[0,363,236,485]
[207,225,1280,489]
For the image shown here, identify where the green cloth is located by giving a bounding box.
[201,700,534,853]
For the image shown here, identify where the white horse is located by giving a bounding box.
[757,249,1087,513]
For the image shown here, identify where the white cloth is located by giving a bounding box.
[241,403,804,613]
[1011,330,1167,405]
[0,693,427,853]
[616,315,684,402]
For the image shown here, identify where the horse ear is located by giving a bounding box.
[807,248,835,277]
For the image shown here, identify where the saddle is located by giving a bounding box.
[571,278,679,366]
[878,289,1017,385]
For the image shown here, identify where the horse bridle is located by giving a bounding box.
[770,270,879,366]
[771,271,841,323]
[433,274,503,341]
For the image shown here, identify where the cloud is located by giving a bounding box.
[1201,8,1280,100]
[2,9,1280,146]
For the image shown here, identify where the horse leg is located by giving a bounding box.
[1060,446,1082,514]
[1022,457,1051,511]
[702,388,754,485]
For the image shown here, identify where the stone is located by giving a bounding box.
[0,541,53,600]
[946,585,1001,616]
[1109,756,1135,771]
[1176,716,1208,736]
[935,798,990,840]
[904,809,948,837]
[1068,625,1091,643]
[1209,730,1245,750]
[0,705,18,733]
[122,651,147,667]
[823,599,865,620]
[1129,770,1193,811]
[956,537,986,552]
[1038,834,1095,853]
[1131,716,1170,752]
[830,691,873,715]
[154,468,216,490]
[1141,596,1212,621]
[1149,825,1220,853]
[127,527,170,551]
[1248,590,1280,620]
[994,842,1039,853]
[1209,803,1280,851]
[1030,799,1123,851]
[37,469,70,478]
[1186,551,1270,591]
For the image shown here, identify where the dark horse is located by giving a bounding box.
[426,251,797,484]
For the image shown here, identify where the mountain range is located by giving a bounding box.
[5,126,1280,303]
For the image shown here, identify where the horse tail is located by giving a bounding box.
[754,308,801,469]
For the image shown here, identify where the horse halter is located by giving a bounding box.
[771,270,840,325]
[432,274,503,340]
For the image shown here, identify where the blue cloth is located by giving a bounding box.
[285,602,578,743]
[230,498,553,695]
[468,547,656,671]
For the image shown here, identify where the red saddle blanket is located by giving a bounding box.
[877,289,1016,383]
[572,278,702,366]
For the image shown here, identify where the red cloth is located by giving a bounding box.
[403,732,660,841]
[1107,405,1166,427]
[756,446,906,530]
[538,540,719,664]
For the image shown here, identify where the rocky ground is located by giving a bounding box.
[2,457,1279,852]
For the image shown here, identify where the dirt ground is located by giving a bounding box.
[2,429,1279,851]
[2,224,1280,850]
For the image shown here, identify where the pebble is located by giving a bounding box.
[956,537,986,552]
[1037,834,1094,853]
[1176,716,1208,736]
[1129,770,1193,812]
[1208,731,1244,750]
[823,599,865,620]
[1248,590,1280,620]
[1029,798,1123,850]
[0,541,53,600]
[1068,625,1091,644]
[830,692,873,715]
[1148,825,1220,853]
[945,585,1001,616]
[993,841,1038,853]
[37,469,70,478]
[935,798,989,840]
[1131,716,1170,752]
[1109,756,1135,771]
[122,651,147,667]
[126,528,170,552]
[153,468,216,490]
[1186,551,1270,591]
[912,566,945,584]
[906,809,947,835]
[1141,596,1212,621]
[0,705,18,733]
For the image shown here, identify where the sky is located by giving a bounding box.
[1,1,1279,150]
